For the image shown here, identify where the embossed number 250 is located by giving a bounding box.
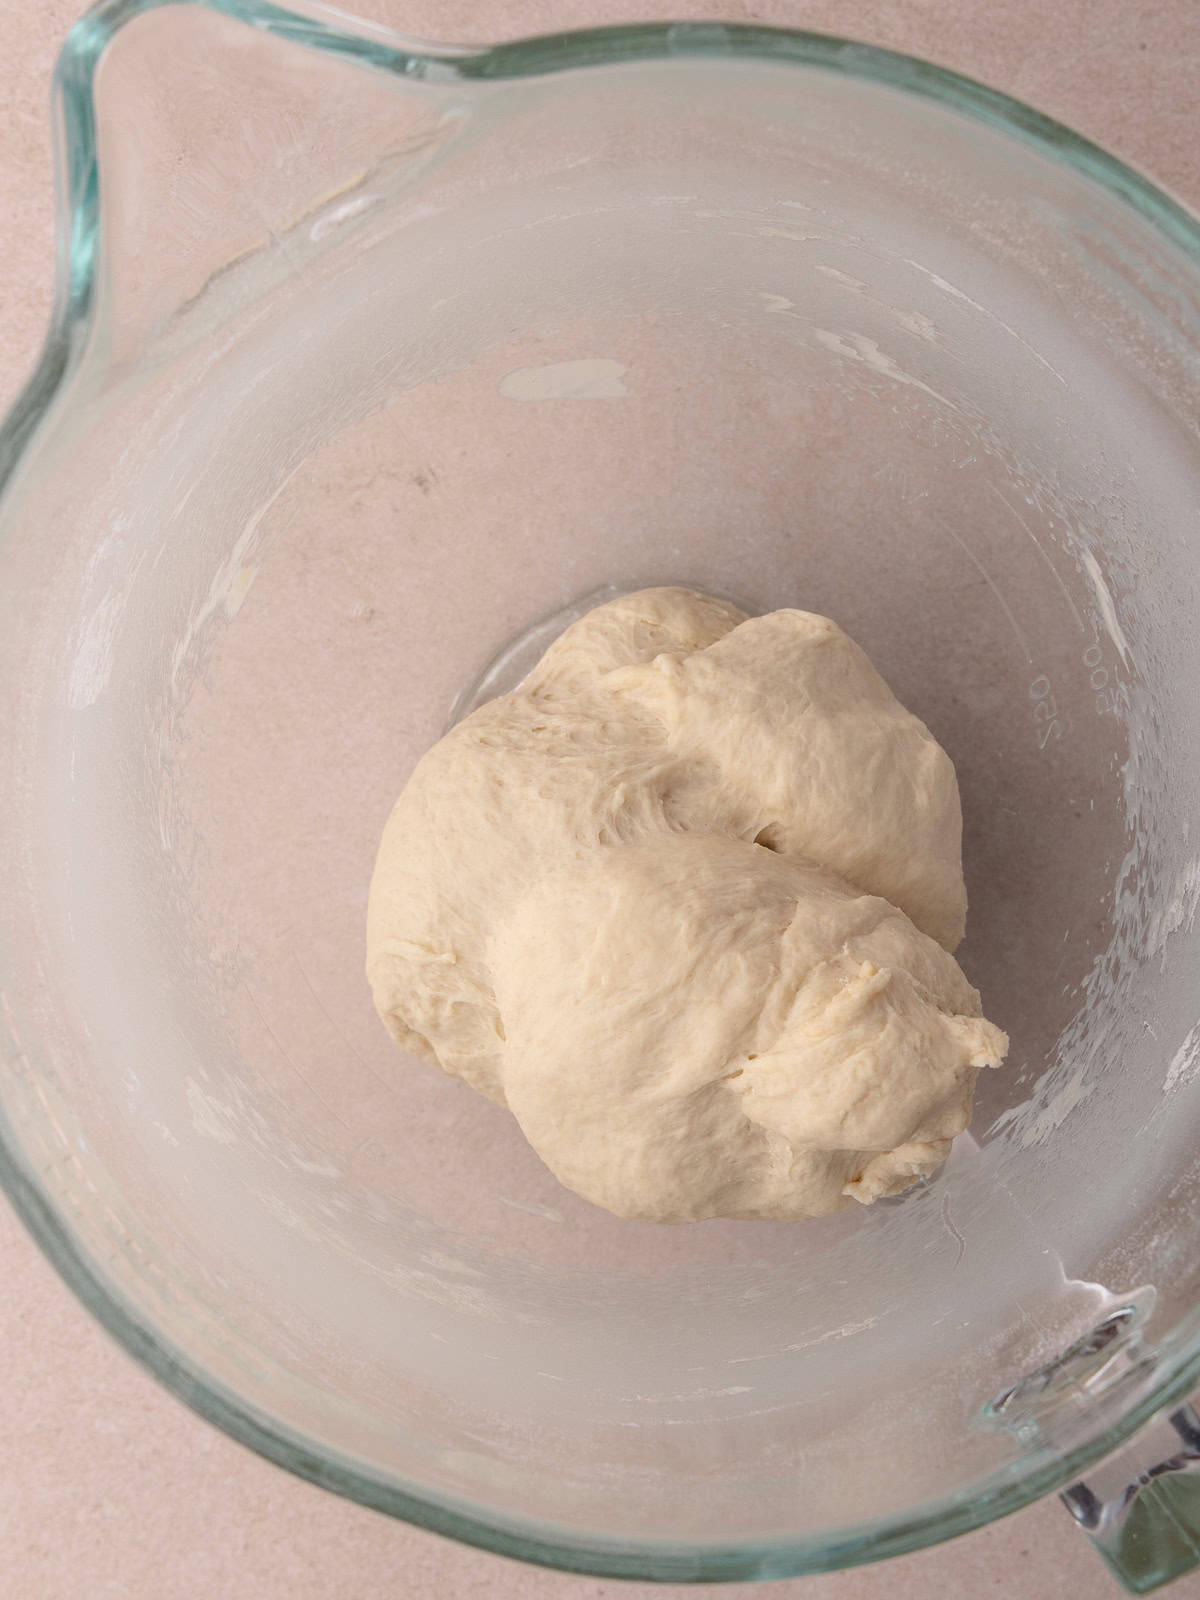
[1029,674,1063,749]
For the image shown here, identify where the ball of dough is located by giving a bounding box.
[366,587,1007,1221]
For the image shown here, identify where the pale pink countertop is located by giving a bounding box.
[2,1,1200,1596]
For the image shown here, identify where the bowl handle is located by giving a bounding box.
[987,1297,1200,1593]
[1061,1402,1200,1594]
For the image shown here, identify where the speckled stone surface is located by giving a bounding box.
[2,1,1200,1595]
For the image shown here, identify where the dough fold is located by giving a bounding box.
[367,587,1007,1221]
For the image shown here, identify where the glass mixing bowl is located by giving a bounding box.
[4,2,1200,1590]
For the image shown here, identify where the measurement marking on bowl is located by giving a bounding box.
[1083,642,1122,717]
[1029,675,1065,750]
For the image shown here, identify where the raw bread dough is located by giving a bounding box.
[367,587,1007,1222]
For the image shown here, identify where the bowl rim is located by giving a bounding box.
[3,0,1200,1580]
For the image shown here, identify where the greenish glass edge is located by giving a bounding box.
[10,1059,1200,1585]
[3,0,1200,1580]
